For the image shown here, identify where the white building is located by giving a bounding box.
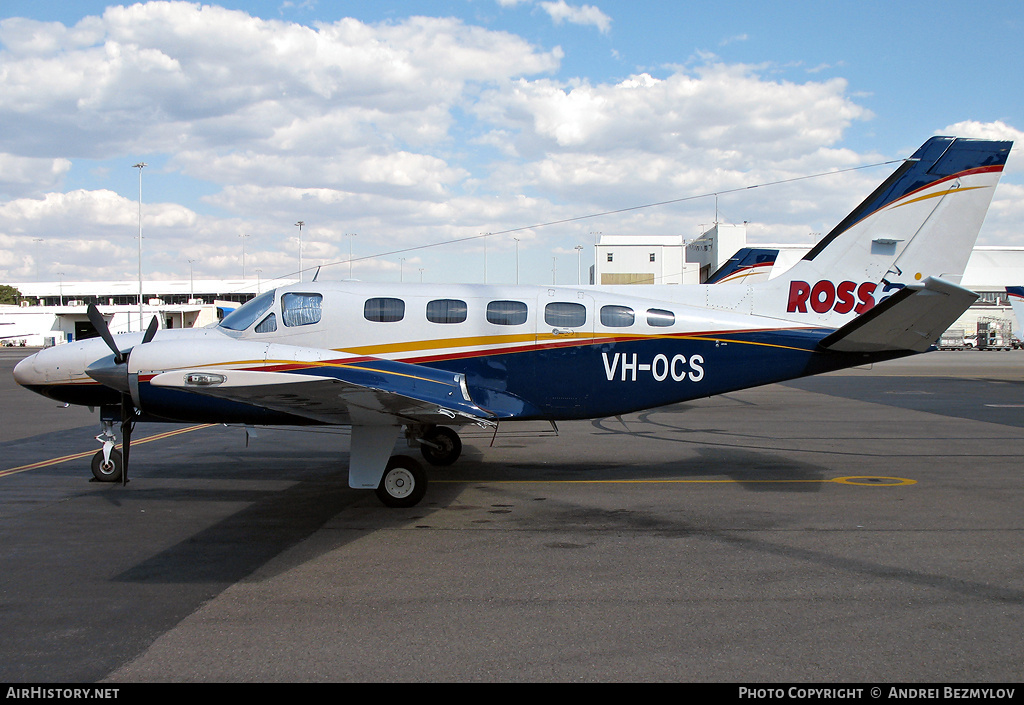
[592,224,748,285]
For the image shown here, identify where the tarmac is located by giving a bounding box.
[1,346,1022,683]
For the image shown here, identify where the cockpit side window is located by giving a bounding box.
[254,314,277,333]
[282,293,323,327]
[219,289,277,331]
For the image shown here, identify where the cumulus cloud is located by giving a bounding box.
[538,1,612,34]
[0,2,1017,283]
[0,154,72,199]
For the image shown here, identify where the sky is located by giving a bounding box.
[0,0,1022,291]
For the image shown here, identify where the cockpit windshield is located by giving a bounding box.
[219,289,277,331]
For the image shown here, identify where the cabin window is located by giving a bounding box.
[426,299,468,324]
[649,253,656,262]
[486,300,528,326]
[364,297,405,323]
[219,288,276,331]
[545,302,587,328]
[600,305,634,327]
[607,253,614,262]
[647,308,675,327]
[254,314,277,333]
[282,293,323,327]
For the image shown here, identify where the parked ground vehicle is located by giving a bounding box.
[976,318,1015,350]
[939,329,965,350]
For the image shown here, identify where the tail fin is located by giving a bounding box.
[751,136,1011,327]
[706,247,779,284]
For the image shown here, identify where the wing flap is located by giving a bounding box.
[819,276,978,353]
[149,359,497,426]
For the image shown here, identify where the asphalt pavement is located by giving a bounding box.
[1,347,1022,683]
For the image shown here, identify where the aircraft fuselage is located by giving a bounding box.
[14,281,903,425]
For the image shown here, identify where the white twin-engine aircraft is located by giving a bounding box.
[13,136,1012,507]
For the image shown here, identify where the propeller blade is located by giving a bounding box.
[142,315,159,344]
[87,303,124,364]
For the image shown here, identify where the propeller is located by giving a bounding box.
[86,304,158,485]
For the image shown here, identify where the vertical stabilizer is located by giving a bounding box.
[750,137,1011,327]
[705,248,779,284]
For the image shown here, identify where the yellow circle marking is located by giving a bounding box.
[830,476,916,486]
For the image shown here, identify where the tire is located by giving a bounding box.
[419,426,462,466]
[375,455,427,508]
[91,449,123,483]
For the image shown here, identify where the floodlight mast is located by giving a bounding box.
[133,162,147,332]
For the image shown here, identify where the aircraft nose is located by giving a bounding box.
[13,352,42,388]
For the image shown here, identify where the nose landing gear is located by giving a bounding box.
[91,421,124,483]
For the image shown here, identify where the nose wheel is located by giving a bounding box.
[91,449,124,483]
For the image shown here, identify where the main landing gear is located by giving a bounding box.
[417,425,463,466]
[372,425,464,508]
[375,455,428,508]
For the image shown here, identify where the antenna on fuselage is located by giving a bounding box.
[313,266,321,282]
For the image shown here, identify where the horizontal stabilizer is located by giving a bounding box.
[819,277,978,353]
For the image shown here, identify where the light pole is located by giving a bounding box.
[294,221,304,282]
[133,162,147,332]
[239,233,249,278]
[187,259,195,301]
[400,257,406,282]
[57,272,64,307]
[32,238,43,281]
[575,245,583,285]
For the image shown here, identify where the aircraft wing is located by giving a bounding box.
[148,357,500,427]
[819,276,978,353]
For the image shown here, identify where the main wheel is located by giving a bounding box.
[375,455,428,508]
[419,426,462,466]
[91,449,123,483]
